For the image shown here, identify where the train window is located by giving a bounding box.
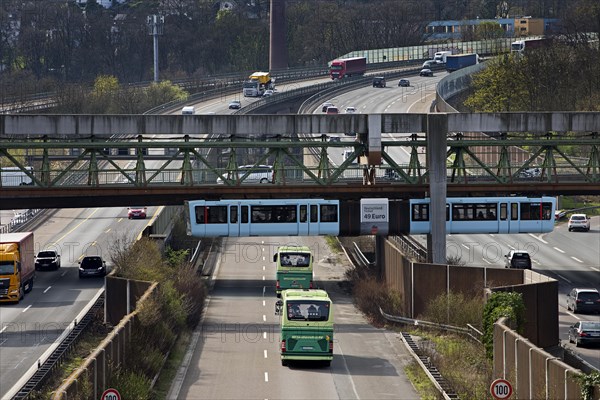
[320,204,338,222]
[300,205,307,223]
[251,205,297,223]
[310,205,318,223]
[241,206,248,223]
[412,204,429,221]
[511,203,518,220]
[452,204,474,221]
[500,203,507,220]
[195,206,205,224]
[230,206,238,223]
[520,202,553,220]
[207,206,227,223]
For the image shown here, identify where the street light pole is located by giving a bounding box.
[147,15,164,82]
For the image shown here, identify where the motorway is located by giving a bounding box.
[1,70,598,398]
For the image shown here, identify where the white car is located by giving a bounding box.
[568,214,590,232]
[321,102,334,112]
[345,107,356,114]
[216,165,274,184]
[263,90,274,97]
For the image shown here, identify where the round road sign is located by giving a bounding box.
[490,378,513,399]
[101,388,121,400]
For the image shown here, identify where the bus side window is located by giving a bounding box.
[310,204,318,222]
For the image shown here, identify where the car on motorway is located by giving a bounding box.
[216,164,274,184]
[35,250,61,270]
[228,100,241,109]
[419,68,433,77]
[568,213,590,231]
[78,256,107,278]
[398,79,410,87]
[326,106,339,114]
[568,321,600,347]
[345,106,357,114]
[566,288,600,314]
[321,102,334,112]
[128,207,147,219]
[329,136,341,142]
[504,250,532,269]
[372,76,386,88]
[262,89,274,97]
[422,60,436,69]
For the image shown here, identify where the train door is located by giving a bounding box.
[307,204,319,235]
[497,202,509,233]
[238,205,250,236]
[298,204,309,236]
[507,202,520,233]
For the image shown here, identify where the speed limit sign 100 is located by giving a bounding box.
[101,388,121,400]
[490,378,513,399]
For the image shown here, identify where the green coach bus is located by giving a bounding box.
[274,246,313,297]
[275,289,334,366]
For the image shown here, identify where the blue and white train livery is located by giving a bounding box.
[186,199,340,237]
[407,196,556,234]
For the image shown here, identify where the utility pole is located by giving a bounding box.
[146,15,164,82]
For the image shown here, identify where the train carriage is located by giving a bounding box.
[186,199,340,237]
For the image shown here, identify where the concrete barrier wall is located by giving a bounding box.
[493,318,597,400]
[51,281,157,399]
[382,237,600,398]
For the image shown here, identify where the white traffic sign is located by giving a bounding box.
[101,388,121,400]
[490,378,513,399]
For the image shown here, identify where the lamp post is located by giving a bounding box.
[146,15,164,82]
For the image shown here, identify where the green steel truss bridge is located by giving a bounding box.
[0,112,599,209]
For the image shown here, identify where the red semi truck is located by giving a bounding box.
[0,232,35,303]
[329,57,367,79]
[511,38,550,55]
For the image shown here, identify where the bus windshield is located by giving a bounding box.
[287,300,330,321]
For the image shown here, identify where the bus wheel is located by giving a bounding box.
[281,359,288,367]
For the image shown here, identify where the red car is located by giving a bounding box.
[128,207,147,219]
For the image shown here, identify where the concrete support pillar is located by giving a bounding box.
[426,114,447,264]
[269,0,287,70]
[375,236,386,280]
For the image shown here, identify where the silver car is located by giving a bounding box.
[216,165,274,184]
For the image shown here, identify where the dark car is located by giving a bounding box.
[78,256,107,278]
[419,68,433,77]
[568,321,600,347]
[372,76,386,88]
[566,288,600,314]
[35,250,61,270]
[128,207,147,219]
[504,250,532,269]
[398,79,410,87]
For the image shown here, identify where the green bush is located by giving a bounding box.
[420,291,484,328]
[482,291,525,359]
[109,368,151,400]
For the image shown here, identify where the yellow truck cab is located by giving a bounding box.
[0,232,35,302]
[274,246,313,297]
[275,289,334,366]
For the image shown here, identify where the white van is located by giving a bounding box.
[181,106,196,115]
[1,167,34,186]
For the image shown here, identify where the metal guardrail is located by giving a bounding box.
[0,209,43,235]
[7,291,105,399]
[400,332,460,400]
[388,235,428,263]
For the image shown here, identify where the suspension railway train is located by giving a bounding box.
[185,196,556,237]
